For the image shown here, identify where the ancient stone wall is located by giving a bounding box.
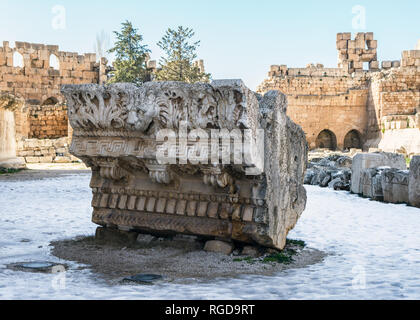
[0,41,106,164]
[259,64,369,150]
[336,32,379,72]
[258,33,420,156]
[0,41,101,104]
[28,104,68,139]
[16,137,76,164]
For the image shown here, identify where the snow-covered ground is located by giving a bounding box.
[0,173,419,299]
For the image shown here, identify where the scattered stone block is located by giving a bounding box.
[361,167,386,200]
[381,168,409,204]
[204,240,234,255]
[409,156,420,208]
[351,153,406,195]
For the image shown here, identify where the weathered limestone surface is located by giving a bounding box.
[351,152,406,194]
[0,94,25,169]
[61,80,308,250]
[409,156,420,208]
[0,40,109,164]
[361,167,387,201]
[381,168,409,204]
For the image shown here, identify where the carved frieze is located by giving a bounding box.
[61,80,308,249]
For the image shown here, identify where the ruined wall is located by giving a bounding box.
[0,41,100,104]
[0,41,106,163]
[336,32,379,72]
[365,49,420,152]
[16,137,77,164]
[258,33,420,155]
[259,64,369,150]
[28,104,68,139]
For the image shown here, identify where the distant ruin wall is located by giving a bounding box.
[258,33,420,156]
[0,41,101,104]
[28,104,68,139]
[0,41,106,164]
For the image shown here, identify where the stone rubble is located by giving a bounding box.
[304,151,419,208]
[351,152,407,195]
[305,154,352,191]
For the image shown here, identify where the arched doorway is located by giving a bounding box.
[42,97,59,106]
[316,129,337,150]
[344,130,362,150]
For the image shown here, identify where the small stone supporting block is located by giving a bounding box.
[204,240,234,255]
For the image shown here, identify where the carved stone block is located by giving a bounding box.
[61,80,308,249]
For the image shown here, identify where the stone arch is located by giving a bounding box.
[315,129,337,150]
[42,96,59,106]
[13,51,24,68]
[49,54,60,70]
[343,129,362,150]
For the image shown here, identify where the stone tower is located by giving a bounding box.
[336,32,379,73]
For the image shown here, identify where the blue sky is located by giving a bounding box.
[0,0,419,89]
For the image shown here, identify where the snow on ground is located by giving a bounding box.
[0,173,419,299]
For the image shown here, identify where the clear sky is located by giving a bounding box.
[0,0,419,90]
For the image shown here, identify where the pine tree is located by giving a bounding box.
[108,21,151,84]
[155,26,211,83]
